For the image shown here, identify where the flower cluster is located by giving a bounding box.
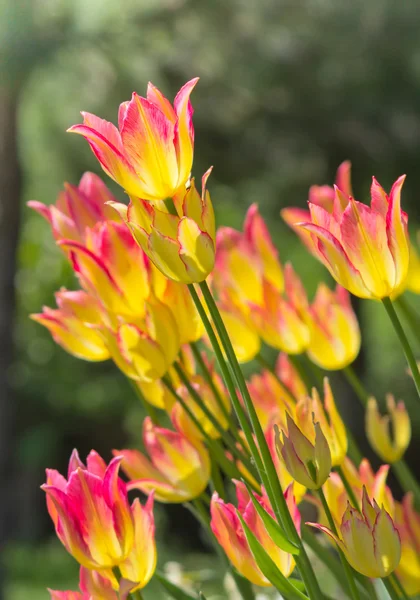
[32,79,420,599]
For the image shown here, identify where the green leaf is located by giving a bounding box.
[242,480,300,555]
[155,572,198,600]
[237,512,308,600]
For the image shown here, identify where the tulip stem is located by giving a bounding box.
[389,573,410,600]
[195,281,323,600]
[317,487,361,600]
[131,592,144,600]
[173,361,259,479]
[342,365,369,408]
[189,341,250,454]
[336,466,361,511]
[383,576,402,600]
[382,297,420,400]
[395,295,420,346]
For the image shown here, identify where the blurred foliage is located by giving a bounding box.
[5,0,420,594]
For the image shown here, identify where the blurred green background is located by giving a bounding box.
[3,0,420,597]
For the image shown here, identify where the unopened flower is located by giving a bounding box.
[283,165,409,299]
[68,79,199,201]
[112,169,215,284]
[210,481,300,586]
[307,284,361,370]
[31,290,109,362]
[28,172,118,245]
[116,417,211,503]
[366,395,411,463]
[266,423,306,503]
[42,450,134,570]
[308,488,401,578]
[275,412,331,490]
[296,379,347,467]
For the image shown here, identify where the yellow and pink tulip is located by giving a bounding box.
[366,395,411,463]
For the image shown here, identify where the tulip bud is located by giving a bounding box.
[366,395,411,463]
[266,421,306,503]
[307,284,361,370]
[210,481,300,586]
[275,412,331,490]
[297,379,347,467]
[68,79,198,202]
[28,172,118,245]
[308,488,401,578]
[42,450,135,570]
[115,417,211,503]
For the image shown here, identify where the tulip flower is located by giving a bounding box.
[286,169,409,299]
[296,379,347,467]
[247,369,295,431]
[210,481,300,586]
[28,172,118,245]
[366,395,411,463]
[395,493,420,595]
[307,284,361,370]
[275,412,331,489]
[266,422,306,503]
[275,353,308,401]
[405,240,420,294]
[115,417,211,502]
[110,169,215,284]
[31,290,110,362]
[308,488,401,578]
[214,205,310,354]
[320,458,394,526]
[171,374,231,441]
[49,566,119,600]
[42,450,135,570]
[68,78,199,202]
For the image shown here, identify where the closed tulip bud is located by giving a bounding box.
[308,488,401,578]
[307,284,361,370]
[366,395,411,463]
[297,379,347,467]
[115,417,211,503]
[68,79,198,202]
[42,450,135,570]
[282,163,409,299]
[28,172,118,245]
[275,412,331,490]
[171,374,231,441]
[31,290,110,362]
[266,421,306,503]
[210,481,300,586]
[394,493,420,595]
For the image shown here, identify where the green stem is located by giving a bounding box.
[256,353,298,402]
[336,466,361,511]
[389,573,409,600]
[383,576,401,600]
[318,487,361,600]
[195,281,323,600]
[393,459,420,510]
[343,365,369,408]
[131,591,144,600]
[382,297,420,400]
[173,361,258,478]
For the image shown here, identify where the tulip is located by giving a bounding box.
[320,458,394,527]
[275,412,331,490]
[210,481,300,586]
[28,172,118,245]
[247,368,295,432]
[31,290,110,362]
[157,279,204,344]
[49,566,118,600]
[110,169,215,284]
[307,284,361,370]
[171,374,231,441]
[68,78,199,202]
[308,488,401,578]
[275,353,308,401]
[405,240,420,294]
[115,417,211,502]
[266,422,306,503]
[42,450,134,570]
[366,395,411,463]
[296,378,347,467]
[214,205,310,354]
[395,493,420,595]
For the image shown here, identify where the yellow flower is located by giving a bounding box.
[366,395,411,463]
